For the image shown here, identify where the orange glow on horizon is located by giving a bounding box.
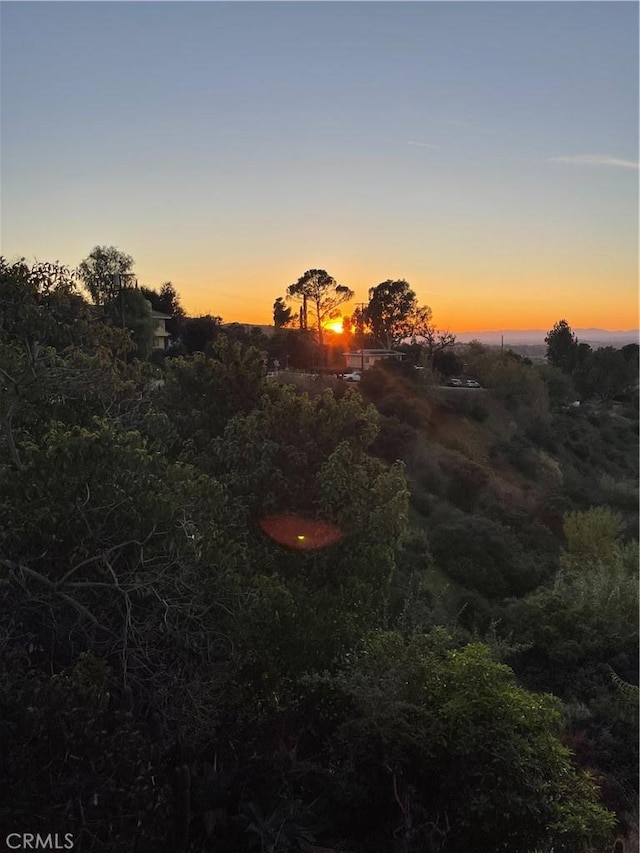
[170,265,638,334]
[181,296,637,334]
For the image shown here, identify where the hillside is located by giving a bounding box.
[355,358,639,839]
[268,353,639,842]
[0,258,636,853]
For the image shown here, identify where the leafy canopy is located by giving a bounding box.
[273,296,293,328]
[324,629,615,852]
[364,279,438,350]
[545,319,579,374]
[78,245,135,306]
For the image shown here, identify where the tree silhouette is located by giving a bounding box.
[365,279,437,349]
[286,269,353,347]
[545,319,578,374]
[78,245,135,306]
[273,296,293,328]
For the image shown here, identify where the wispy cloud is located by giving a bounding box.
[547,154,639,170]
[438,119,473,129]
[407,140,439,149]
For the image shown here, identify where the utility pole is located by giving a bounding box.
[111,272,137,328]
[111,274,125,328]
[355,302,367,372]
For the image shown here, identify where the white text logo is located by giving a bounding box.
[5,835,74,850]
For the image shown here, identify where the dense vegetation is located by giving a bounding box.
[1,256,636,852]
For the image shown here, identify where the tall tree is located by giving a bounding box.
[140,281,186,338]
[364,279,437,349]
[286,269,353,347]
[78,245,135,306]
[432,346,463,377]
[78,247,156,357]
[545,319,579,374]
[272,296,293,328]
[364,279,416,349]
[140,281,184,316]
[181,314,222,355]
[157,281,184,319]
[421,325,456,361]
[104,287,156,358]
[0,258,87,469]
[348,306,374,349]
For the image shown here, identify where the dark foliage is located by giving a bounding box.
[180,313,223,355]
[429,516,549,599]
[0,261,629,852]
[369,415,417,463]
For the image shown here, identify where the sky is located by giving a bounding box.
[1,1,638,332]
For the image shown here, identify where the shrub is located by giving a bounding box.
[429,517,546,599]
[456,587,495,634]
[525,415,558,452]
[376,391,425,428]
[494,434,540,479]
[370,415,416,463]
[446,391,489,422]
[322,632,615,853]
[0,652,174,848]
[536,363,577,408]
[444,457,489,512]
[405,442,447,498]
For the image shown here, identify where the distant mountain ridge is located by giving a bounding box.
[225,323,639,348]
[452,328,639,346]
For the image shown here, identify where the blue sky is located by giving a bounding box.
[1,1,638,330]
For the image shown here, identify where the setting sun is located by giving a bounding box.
[326,318,344,334]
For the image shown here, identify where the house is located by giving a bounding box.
[342,349,404,371]
[150,309,172,350]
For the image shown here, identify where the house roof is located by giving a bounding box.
[151,310,172,319]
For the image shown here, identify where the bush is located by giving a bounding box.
[493,434,540,479]
[405,442,447,498]
[269,370,343,398]
[370,415,416,463]
[0,652,174,848]
[429,517,546,599]
[467,397,489,422]
[525,415,558,452]
[446,391,489,422]
[376,390,425,428]
[456,587,495,633]
[536,363,577,408]
[444,457,489,511]
[320,632,615,853]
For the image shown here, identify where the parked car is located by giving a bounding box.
[342,371,362,382]
[465,379,481,388]
[446,377,463,387]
